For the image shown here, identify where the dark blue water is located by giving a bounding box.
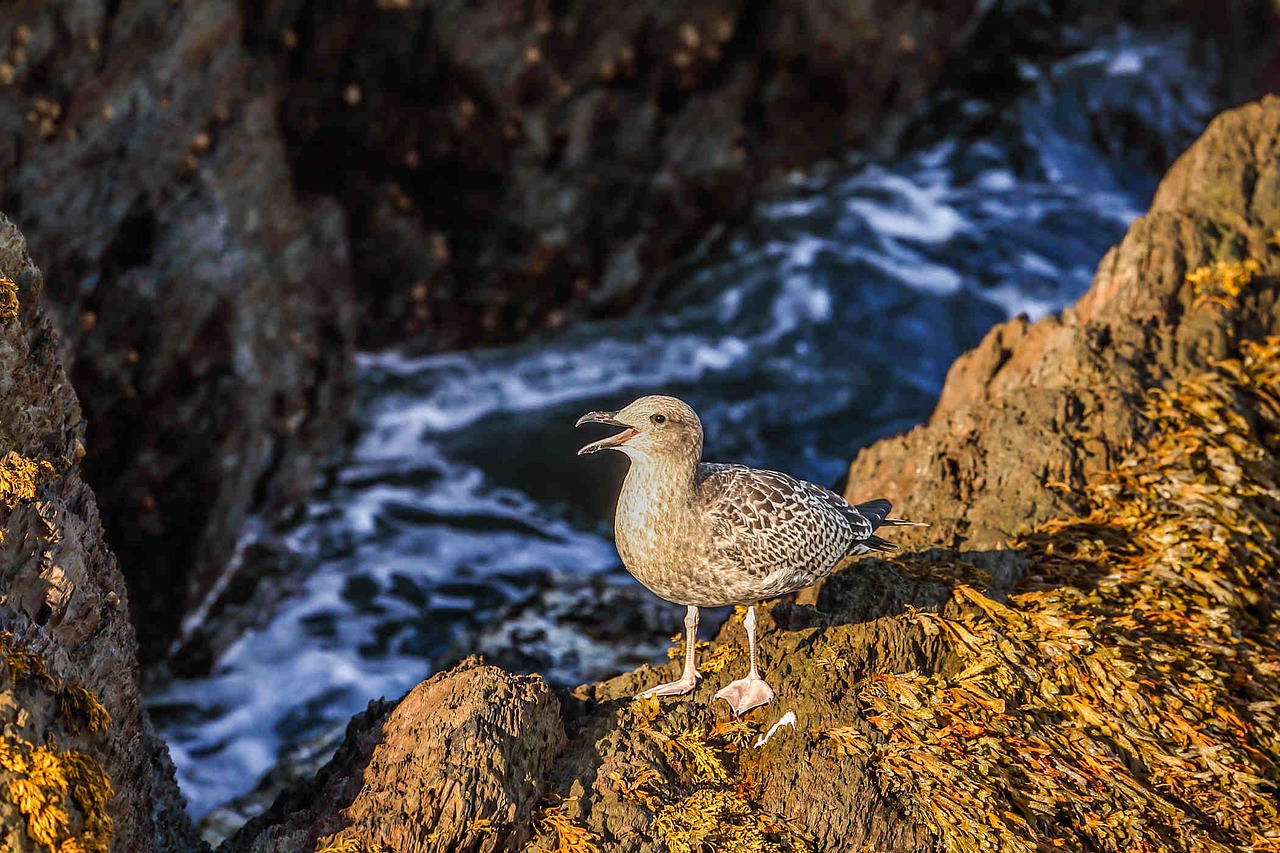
[149,29,1215,823]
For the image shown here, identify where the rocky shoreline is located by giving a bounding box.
[213,95,1280,853]
[1,4,1280,851]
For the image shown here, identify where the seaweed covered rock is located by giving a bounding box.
[0,216,198,850]
[229,96,1280,851]
[0,2,356,666]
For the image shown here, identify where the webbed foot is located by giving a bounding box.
[638,672,701,699]
[714,675,775,716]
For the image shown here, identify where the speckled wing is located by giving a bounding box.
[697,464,871,596]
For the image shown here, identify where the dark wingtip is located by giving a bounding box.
[863,534,897,552]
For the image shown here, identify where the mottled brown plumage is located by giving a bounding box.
[577,395,919,715]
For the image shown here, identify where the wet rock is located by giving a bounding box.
[470,574,683,687]
[230,95,1280,852]
[0,216,198,850]
[0,1,357,666]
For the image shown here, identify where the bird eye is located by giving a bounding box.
[651,414,667,425]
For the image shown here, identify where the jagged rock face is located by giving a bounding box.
[843,95,1280,549]
[253,0,990,350]
[227,96,1280,853]
[0,1,356,664]
[0,216,198,851]
[1,0,1276,672]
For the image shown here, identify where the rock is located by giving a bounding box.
[843,94,1280,549]
[0,1,357,665]
[469,574,680,687]
[231,96,1280,852]
[263,0,993,350]
[0,216,198,850]
[224,659,565,852]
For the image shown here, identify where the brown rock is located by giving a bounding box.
[0,215,199,851]
[226,659,565,852]
[266,0,993,350]
[232,94,1280,853]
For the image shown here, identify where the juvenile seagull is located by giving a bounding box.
[577,395,920,716]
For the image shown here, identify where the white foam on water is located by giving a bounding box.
[844,169,967,244]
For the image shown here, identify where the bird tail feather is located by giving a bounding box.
[853,498,927,530]
[862,534,897,553]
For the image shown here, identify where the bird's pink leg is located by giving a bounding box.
[714,604,775,716]
[639,605,701,698]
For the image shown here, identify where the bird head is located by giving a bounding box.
[575,395,703,463]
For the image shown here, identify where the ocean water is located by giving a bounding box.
[148,29,1216,822]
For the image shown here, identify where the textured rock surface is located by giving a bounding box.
[0,216,198,851]
[3,0,1278,673]
[843,94,1280,550]
[0,2,356,665]
[258,0,992,349]
[227,97,1280,852]
[224,659,565,853]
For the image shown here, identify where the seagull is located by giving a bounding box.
[576,395,921,716]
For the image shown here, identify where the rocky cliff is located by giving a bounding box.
[842,95,1280,550]
[0,0,356,666]
[223,96,1280,853]
[0,215,197,851]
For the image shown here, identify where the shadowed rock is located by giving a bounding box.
[0,0,357,667]
[0,215,198,851]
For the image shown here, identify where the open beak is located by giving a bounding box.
[575,411,639,455]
